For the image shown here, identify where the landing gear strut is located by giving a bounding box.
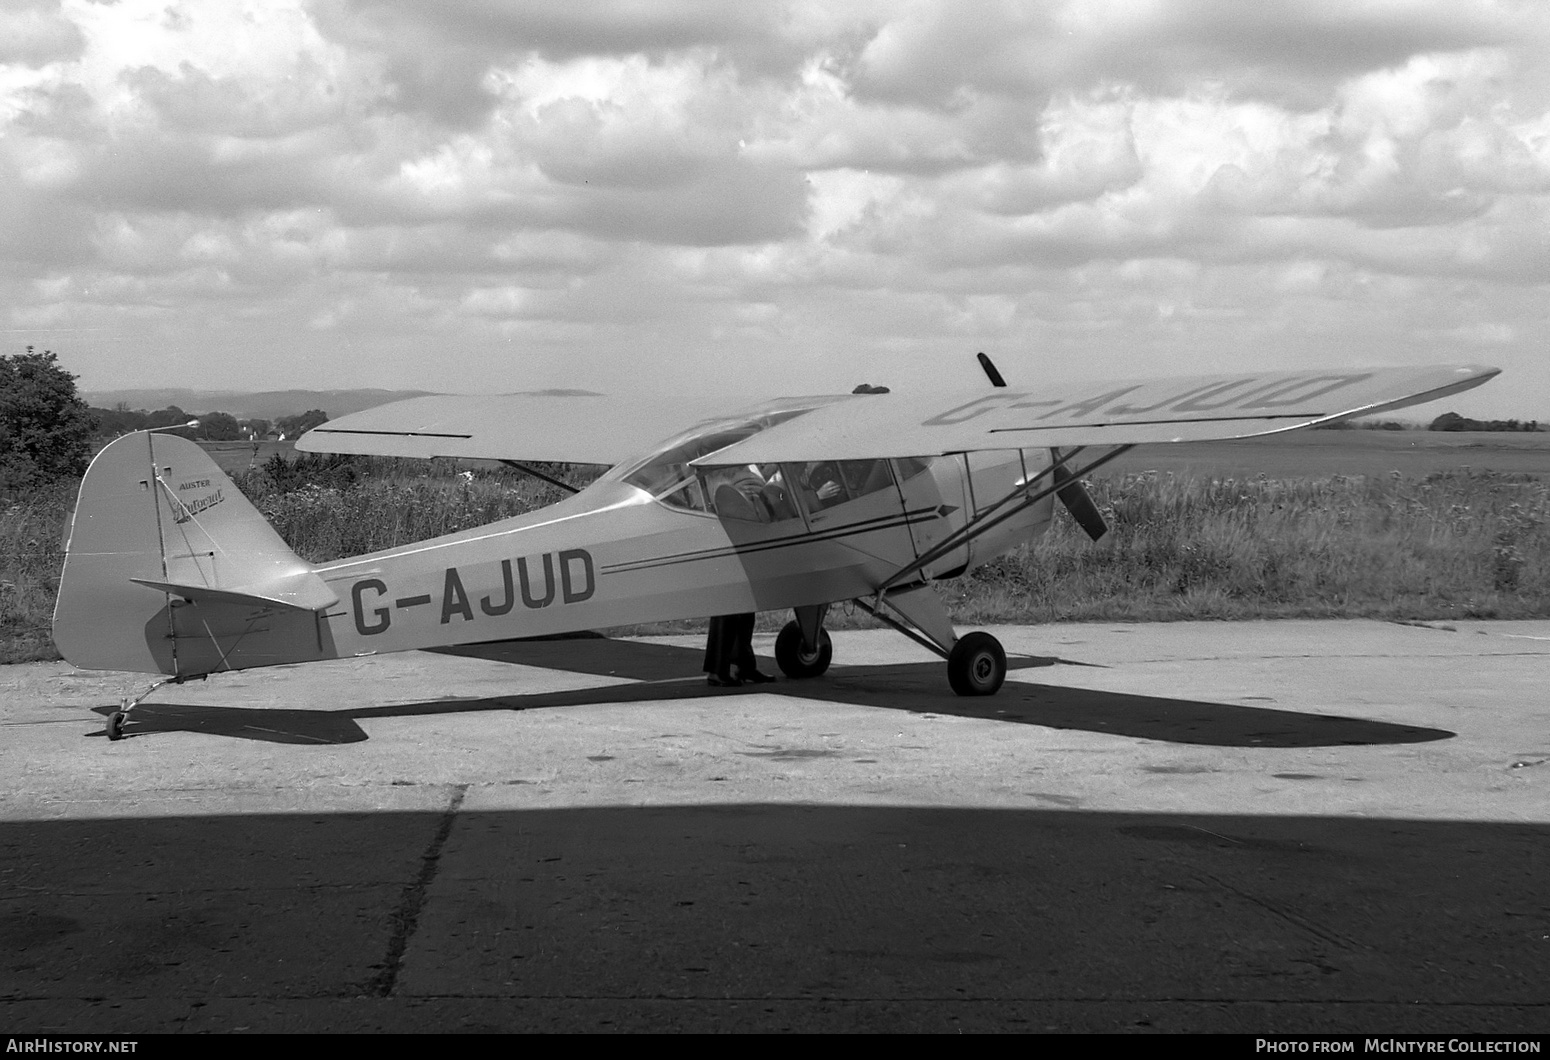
[103,678,171,741]
[854,587,1008,697]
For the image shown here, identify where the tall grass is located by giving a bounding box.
[946,470,1550,623]
[230,455,567,563]
[0,482,73,663]
[6,461,1548,664]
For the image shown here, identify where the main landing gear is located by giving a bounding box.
[946,631,1007,697]
[775,620,832,678]
[775,595,1008,697]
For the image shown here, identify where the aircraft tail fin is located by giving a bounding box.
[53,432,338,675]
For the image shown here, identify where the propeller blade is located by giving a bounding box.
[977,352,1008,388]
[1051,457,1109,541]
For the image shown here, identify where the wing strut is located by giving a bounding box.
[499,460,581,495]
[878,444,1133,595]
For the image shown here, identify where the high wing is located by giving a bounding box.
[295,390,854,465]
[692,364,1500,466]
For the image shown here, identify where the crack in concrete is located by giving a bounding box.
[1197,872,1363,952]
[366,782,467,998]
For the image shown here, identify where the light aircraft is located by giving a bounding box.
[53,357,1497,740]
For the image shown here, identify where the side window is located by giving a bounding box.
[894,456,932,481]
[797,459,894,512]
[754,463,800,522]
[838,459,893,498]
[797,461,848,511]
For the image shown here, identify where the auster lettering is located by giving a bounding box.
[352,579,390,635]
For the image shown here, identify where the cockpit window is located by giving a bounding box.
[615,407,813,511]
[706,463,801,523]
[797,459,894,512]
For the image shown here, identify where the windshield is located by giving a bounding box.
[612,407,815,510]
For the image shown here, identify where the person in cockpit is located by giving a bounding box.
[800,461,845,510]
[709,464,774,522]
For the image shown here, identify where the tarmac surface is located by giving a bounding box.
[1,619,1547,1034]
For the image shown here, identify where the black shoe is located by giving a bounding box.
[707,673,742,688]
[742,670,777,684]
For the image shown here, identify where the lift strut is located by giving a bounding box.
[878,443,1134,594]
[500,460,581,495]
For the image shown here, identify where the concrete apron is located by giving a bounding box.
[2,619,1547,1032]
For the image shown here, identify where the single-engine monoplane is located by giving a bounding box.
[53,357,1497,738]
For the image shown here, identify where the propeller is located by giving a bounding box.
[1051,449,1109,542]
[977,351,1008,388]
[975,354,1107,541]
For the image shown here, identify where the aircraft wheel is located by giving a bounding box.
[947,632,1006,697]
[775,621,832,679]
[105,711,126,741]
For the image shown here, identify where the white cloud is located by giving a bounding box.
[0,0,1547,417]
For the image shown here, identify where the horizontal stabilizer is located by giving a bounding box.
[130,570,338,612]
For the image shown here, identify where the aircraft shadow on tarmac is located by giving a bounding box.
[89,635,1454,749]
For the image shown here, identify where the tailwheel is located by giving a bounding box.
[947,632,1006,697]
[775,621,832,679]
[105,710,127,741]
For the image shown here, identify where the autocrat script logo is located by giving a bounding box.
[170,490,224,524]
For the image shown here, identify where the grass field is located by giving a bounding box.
[1096,429,1550,480]
[5,437,1547,664]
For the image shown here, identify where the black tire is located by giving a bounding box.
[947,632,1006,696]
[105,711,126,741]
[775,621,832,679]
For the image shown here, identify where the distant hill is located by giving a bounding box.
[79,388,436,420]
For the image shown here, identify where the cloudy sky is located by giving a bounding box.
[3,0,1548,418]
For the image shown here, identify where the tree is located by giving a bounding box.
[198,411,241,441]
[146,405,192,430]
[0,348,95,489]
[276,409,328,438]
